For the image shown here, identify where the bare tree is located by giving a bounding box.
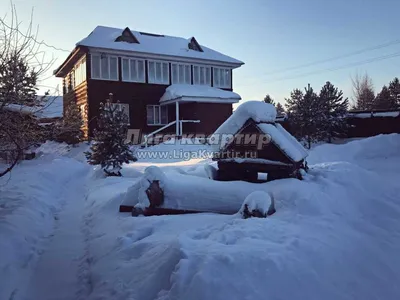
[0,2,56,178]
[351,72,375,110]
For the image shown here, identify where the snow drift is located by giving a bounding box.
[87,134,400,300]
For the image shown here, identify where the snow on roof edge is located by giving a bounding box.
[77,26,244,66]
[160,84,241,103]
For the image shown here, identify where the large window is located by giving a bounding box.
[148,60,169,84]
[91,54,118,81]
[74,59,87,87]
[193,65,211,86]
[171,63,191,84]
[213,67,231,88]
[147,105,168,125]
[122,58,145,82]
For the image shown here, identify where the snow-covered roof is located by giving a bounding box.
[211,101,308,162]
[213,101,277,139]
[348,111,400,118]
[77,26,243,66]
[3,96,63,119]
[257,123,308,162]
[160,84,241,104]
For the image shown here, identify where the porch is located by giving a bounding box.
[143,84,241,145]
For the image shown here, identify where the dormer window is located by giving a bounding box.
[115,27,139,44]
[188,37,203,52]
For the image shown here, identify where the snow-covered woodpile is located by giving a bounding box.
[211,101,308,182]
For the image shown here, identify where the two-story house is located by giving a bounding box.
[54,26,244,139]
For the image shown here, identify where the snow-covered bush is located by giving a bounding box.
[239,191,275,219]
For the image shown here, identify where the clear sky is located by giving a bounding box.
[3,0,400,106]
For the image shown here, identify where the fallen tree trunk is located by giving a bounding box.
[120,166,276,217]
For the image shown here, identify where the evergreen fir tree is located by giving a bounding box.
[263,94,276,106]
[0,51,38,105]
[319,81,349,142]
[374,85,396,110]
[388,77,400,108]
[58,101,84,145]
[276,102,285,115]
[85,95,137,176]
[285,84,323,149]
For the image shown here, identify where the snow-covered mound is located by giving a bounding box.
[239,191,274,218]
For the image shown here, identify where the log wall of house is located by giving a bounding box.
[62,52,89,138]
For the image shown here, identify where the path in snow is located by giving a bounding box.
[20,167,92,300]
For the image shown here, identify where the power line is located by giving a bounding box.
[262,39,400,76]
[237,51,400,87]
[267,51,400,83]
[0,18,70,53]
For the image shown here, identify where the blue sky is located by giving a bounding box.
[3,0,400,106]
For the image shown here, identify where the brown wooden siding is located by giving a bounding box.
[62,52,89,138]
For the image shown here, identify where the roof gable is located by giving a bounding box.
[115,27,139,44]
[188,37,203,52]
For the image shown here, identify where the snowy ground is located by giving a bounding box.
[1,135,400,300]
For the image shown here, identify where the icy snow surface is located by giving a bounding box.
[1,134,400,300]
[159,84,241,103]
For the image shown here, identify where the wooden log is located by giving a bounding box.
[119,205,134,212]
[131,206,236,217]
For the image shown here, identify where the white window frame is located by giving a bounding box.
[171,62,191,85]
[147,105,168,126]
[121,57,145,83]
[213,67,231,89]
[91,53,119,81]
[74,58,87,87]
[193,64,211,86]
[147,60,169,85]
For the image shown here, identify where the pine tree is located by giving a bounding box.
[276,102,285,115]
[58,101,84,145]
[85,95,137,176]
[374,85,396,110]
[319,81,349,143]
[0,51,38,105]
[263,94,276,106]
[285,84,323,149]
[388,77,400,108]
